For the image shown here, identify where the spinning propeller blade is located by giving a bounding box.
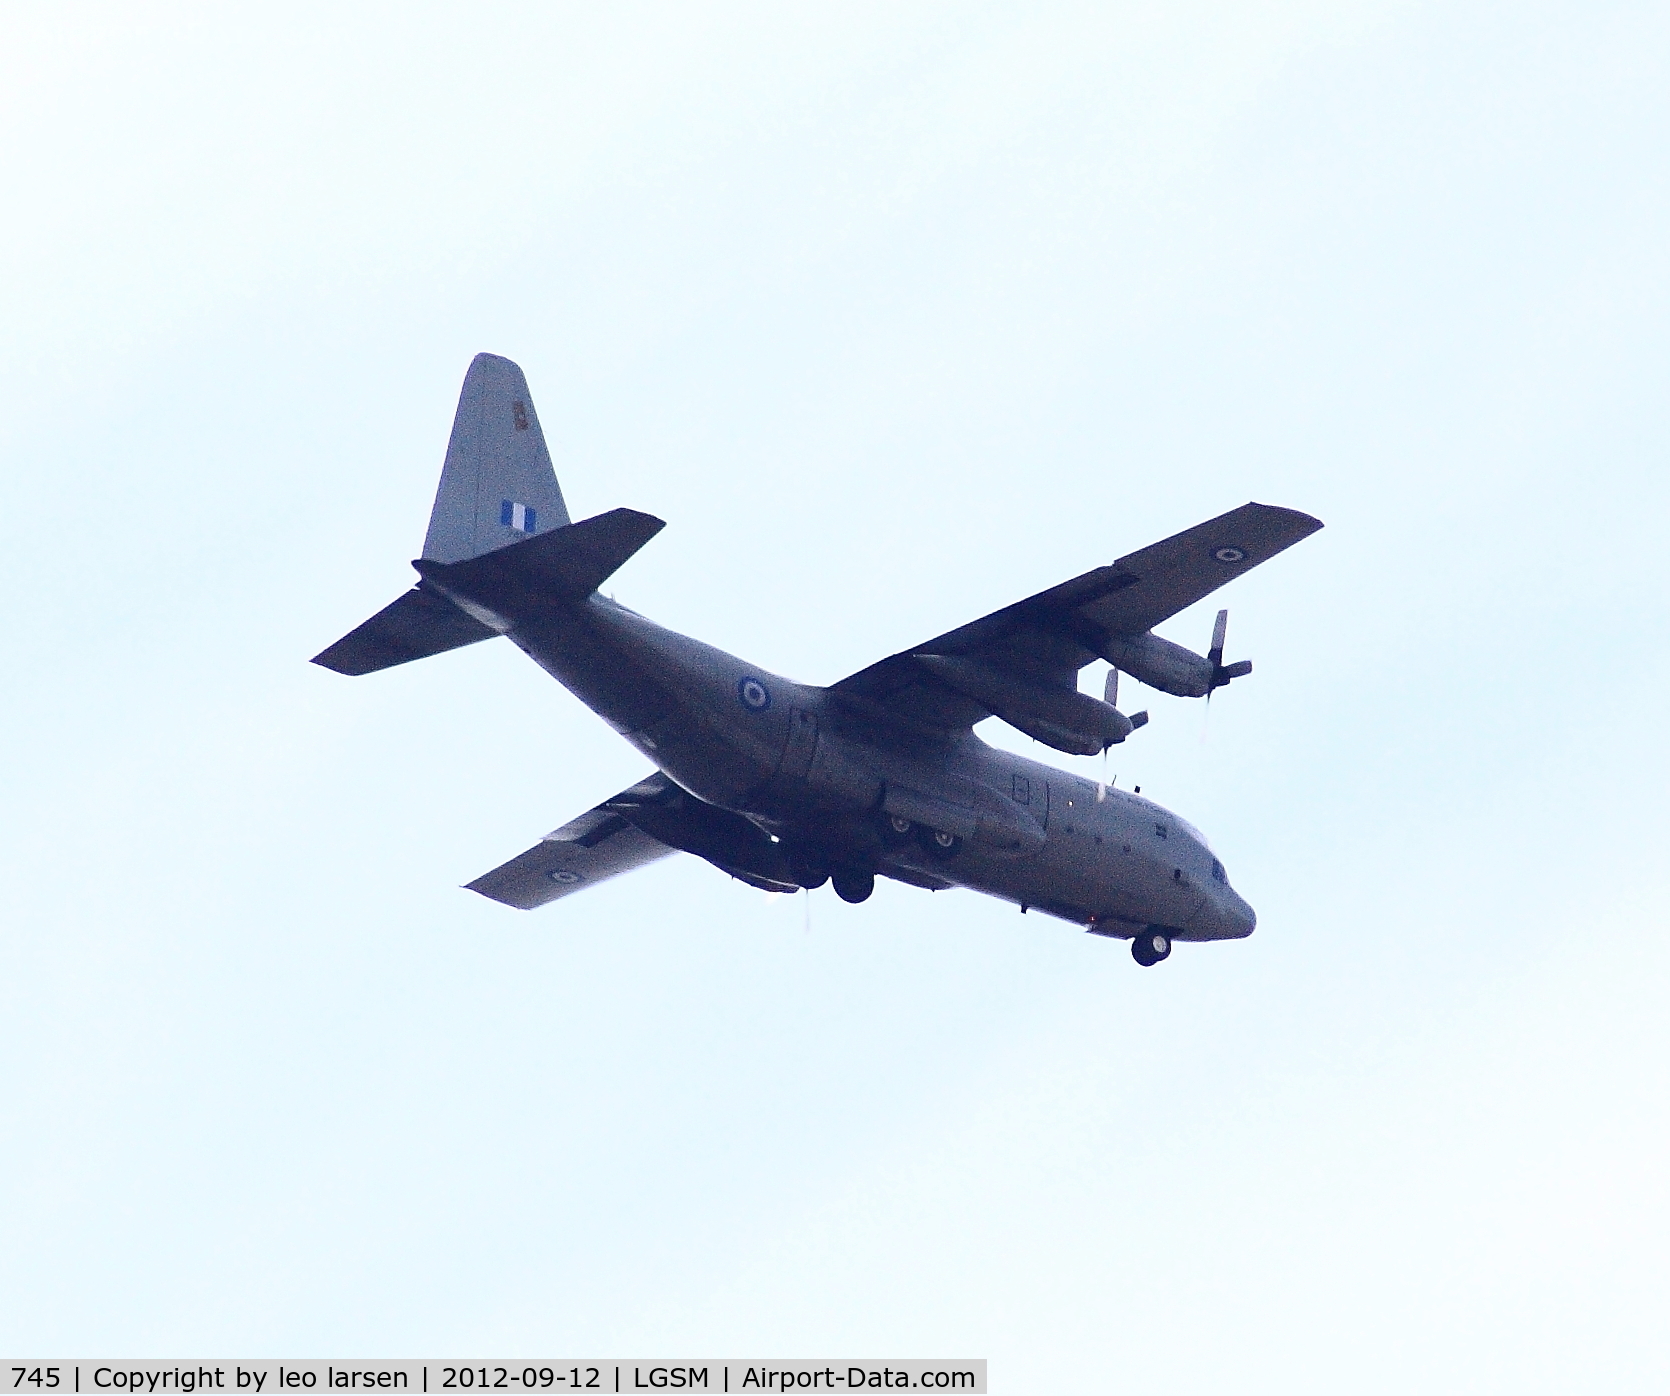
[1103,667,1148,735]
[1206,609,1253,696]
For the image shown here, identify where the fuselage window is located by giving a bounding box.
[1012,774,1030,805]
[1154,823,1168,839]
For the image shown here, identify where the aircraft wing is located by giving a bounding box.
[831,501,1321,730]
[466,774,677,909]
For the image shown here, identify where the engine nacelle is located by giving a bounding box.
[1097,631,1215,698]
[914,654,1133,756]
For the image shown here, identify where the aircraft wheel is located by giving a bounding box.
[786,852,829,890]
[1131,929,1172,967]
[832,869,875,903]
[920,828,964,860]
[880,813,915,848]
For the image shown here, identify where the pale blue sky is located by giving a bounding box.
[2,4,1667,1390]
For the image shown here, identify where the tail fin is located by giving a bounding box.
[313,353,578,677]
[423,353,571,563]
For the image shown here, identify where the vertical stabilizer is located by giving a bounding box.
[422,353,572,564]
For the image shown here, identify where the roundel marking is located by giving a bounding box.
[738,676,772,711]
[1212,545,1247,564]
[548,869,584,885]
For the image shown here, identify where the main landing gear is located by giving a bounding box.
[878,813,964,860]
[923,827,964,859]
[1131,929,1172,967]
[834,814,965,906]
[882,814,916,848]
[832,868,875,903]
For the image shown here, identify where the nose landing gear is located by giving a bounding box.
[1131,929,1172,967]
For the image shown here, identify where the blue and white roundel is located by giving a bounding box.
[548,869,583,885]
[1212,545,1247,564]
[738,676,772,711]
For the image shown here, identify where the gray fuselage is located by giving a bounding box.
[496,591,1256,942]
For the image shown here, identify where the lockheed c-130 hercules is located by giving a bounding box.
[315,354,1321,966]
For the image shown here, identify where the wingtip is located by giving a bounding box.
[309,648,363,675]
[1248,502,1325,533]
[613,506,668,534]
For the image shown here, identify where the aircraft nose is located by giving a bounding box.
[1196,884,1255,940]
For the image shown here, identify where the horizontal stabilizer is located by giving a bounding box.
[468,774,677,910]
[414,507,665,615]
[311,585,496,676]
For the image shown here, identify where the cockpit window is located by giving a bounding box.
[1212,859,1227,884]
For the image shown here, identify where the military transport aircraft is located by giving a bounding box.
[315,354,1321,966]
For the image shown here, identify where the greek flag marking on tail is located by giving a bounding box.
[500,500,537,533]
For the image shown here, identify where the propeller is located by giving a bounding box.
[1103,667,1150,732]
[1205,609,1254,696]
[1099,667,1142,802]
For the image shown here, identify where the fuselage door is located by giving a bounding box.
[777,707,819,783]
[1014,772,1048,830]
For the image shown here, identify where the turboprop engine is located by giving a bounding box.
[1097,609,1253,698]
[914,654,1134,756]
[1098,631,1215,697]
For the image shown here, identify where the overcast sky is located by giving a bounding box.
[2,3,1667,1390]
